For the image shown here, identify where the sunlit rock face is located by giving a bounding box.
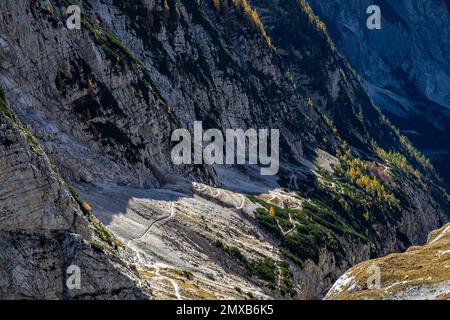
[0,94,149,300]
[0,0,448,300]
[306,0,450,187]
[326,223,450,300]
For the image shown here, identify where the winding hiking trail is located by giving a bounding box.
[214,186,306,239]
[154,263,182,300]
[264,191,303,235]
[127,201,182,300]
[193,182,247,211]
[266,191,304,210]
[140,202,175,240]
[194,183,306,239]
[235,194,245,209]
[127,202,176,244]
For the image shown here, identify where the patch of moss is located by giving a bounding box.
[23,129,43,156]
[90,241,105,253]
[0,87,43,156]
[224,245,246,263]
[0,95,15,120]
[90,216,115,247]
[182,270,194,280]
[214,237,294,295]
[246,291,255,299]
[67,185,92,217]
[246,258,276,283]
[81,17,142,68]
[214,239,224,248]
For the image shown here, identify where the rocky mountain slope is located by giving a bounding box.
[326,222,450,300]
[0,87,149,299]
[306,0,450,187]
[0,0,448,299]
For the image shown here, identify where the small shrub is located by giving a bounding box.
[90,242,104,252]
[182,270,194,280]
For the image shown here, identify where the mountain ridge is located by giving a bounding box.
[306,0,450,188]
[0,0,448,299]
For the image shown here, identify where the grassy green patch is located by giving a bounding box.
[67,185,92,217]
[0,95,15,120]
[247,195,349,265]
[214,237,295,295]
[81,17,142,68]
[182,270,194,280]
[90,241,105,252]
[0,86,43,156]
[246,258,276,283]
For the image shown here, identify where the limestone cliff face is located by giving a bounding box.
[306,0,450,186]
[0,90,149,299]
[0,0,448,299]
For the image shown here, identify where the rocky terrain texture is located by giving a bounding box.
[306,0,450,187]
[326,222,450,300]
[0,0,449,299]
[0,88,149,299]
